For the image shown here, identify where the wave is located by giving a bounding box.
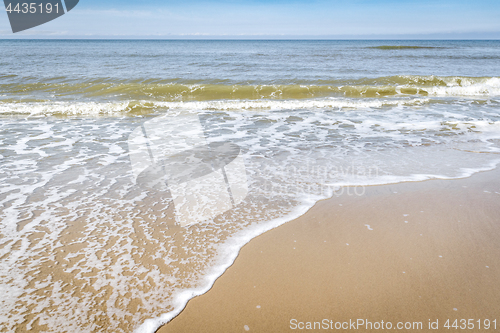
[0,98,431,117]
[1,76,499,102]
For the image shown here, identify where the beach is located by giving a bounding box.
[1,40,500,333]
[160,167,500,332]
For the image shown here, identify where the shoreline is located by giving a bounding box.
[156,167,500,332]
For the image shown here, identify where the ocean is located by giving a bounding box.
[1,40,500,333]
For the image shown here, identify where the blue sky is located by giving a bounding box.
[1,0,500,38]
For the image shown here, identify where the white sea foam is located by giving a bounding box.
[425,77,500,97]
[0,98,430,116]
[0,101,131,116]
[154,97,430,111]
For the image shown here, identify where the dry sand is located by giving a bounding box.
[158,168,500,332]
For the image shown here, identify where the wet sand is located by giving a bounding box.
[158,168,500,332]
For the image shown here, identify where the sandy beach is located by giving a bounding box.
[159,167,500,332]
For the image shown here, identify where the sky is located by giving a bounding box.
[1,0,500,38]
